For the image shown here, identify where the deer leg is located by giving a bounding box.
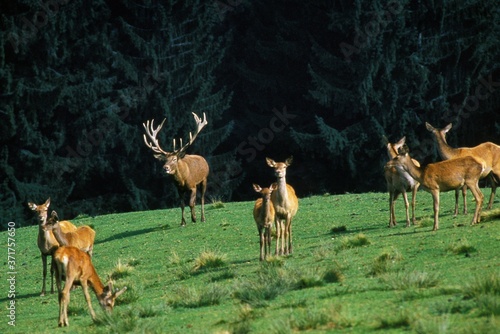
[467,182,484,225]
[201,178,207,222]
[453,189,459,216]
[60,277,74,327]
[402,190,410,227]
[179,190,187,226]
[265,226,271,259]
[259,227,266,261]
[388,190,396,227]
[462,185,468,215]
[431,190,440,231]
[487,174,497,209]
[286,215,293,255]
[275,219,281,255]
[41,253,47,296]
[411,184,419,225]
[81,281,96,320]
[189,188,197,223]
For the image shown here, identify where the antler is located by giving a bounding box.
[143,113,207,156]
[143,118,169,155]
[172,112,208,154]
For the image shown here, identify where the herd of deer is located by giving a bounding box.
[28,113,497,327]
[385,122,500,231]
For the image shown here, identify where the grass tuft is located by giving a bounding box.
[369,249,403,276]
[338,233,370,250]
[447,238,476,255]
[381,270,440,291]
[110,259,133,280]
[193,249,227,272]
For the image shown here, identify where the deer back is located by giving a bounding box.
[174,154,209,189]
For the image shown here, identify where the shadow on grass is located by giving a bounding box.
[96,224,171,244]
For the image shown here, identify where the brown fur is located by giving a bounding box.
[47,211,95,257]
[28,198,77,296]
[384,137,420,227]
[393,151,484,231]
[253,184,277,261]
[426,122,499,212]
[53,246,127,326]
[266,157,299,255]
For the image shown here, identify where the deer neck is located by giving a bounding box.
[52,223,70,246]
[433,132,457,160]
[260,198,273,222]
[87,266,106,299]
[275,177,289,201]
[401,157,424,183]
[38,225,58,254]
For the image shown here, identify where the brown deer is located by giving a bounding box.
[383,137,420,227]
[28,198,77,296]
[47,211,95,257]
[53,246,127,327]
[426,122,499,213]
[392,149,484,231]
[253,183,277,261]
[143,112,209,226]
[266,157,299,255]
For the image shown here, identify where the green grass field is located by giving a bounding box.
[2,191,500,333]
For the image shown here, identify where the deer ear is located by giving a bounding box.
[266,158,276,167]
[177,151,187,159]
[45,198,51,207]
[28,202,37,211]
[253,184,262,192]
[270,183,278,191]
[443,123,452,132]
[425,122,434,132]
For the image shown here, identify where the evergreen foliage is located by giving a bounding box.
[1,0,499,228]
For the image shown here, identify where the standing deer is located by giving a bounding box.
[266,157,299,255]
[143,112,209,226]
[426,122,499,213]
[53,246,127,327]
[28,198,77,296]
[253,183,277,261]
[383,137,420,227]
[47,211,95,257]
[392,149,484,231]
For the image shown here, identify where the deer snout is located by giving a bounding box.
[163,164,175,174]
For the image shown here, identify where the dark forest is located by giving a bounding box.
[1,0,499,228]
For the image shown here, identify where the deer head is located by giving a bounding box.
[100,282,127,312]
[143,112,208,174]
[266,156,293,179]
[28,198,51,225]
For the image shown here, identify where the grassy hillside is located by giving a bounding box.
[2,191,500,333]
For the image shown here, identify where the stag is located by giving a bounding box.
[143,113,209,226]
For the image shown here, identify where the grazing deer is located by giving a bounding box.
[426,122,499,213]
[266,157,299,255]
[53,246,127,327]
[28,198,77,296]
[47,211,95,257]
[143,112,209,226]
[384,137,420,227]
[253,183,277,261]
[392,150,484,231]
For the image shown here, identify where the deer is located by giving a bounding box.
[28,198,77,296]
[426,122,499,213]
[253,183,277,261]
[383,137,420,227]
[53,246,127,327]
[143,112,209,226]
[392,147,485,231]
[266,157,299,255]
[47,211,95,257]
